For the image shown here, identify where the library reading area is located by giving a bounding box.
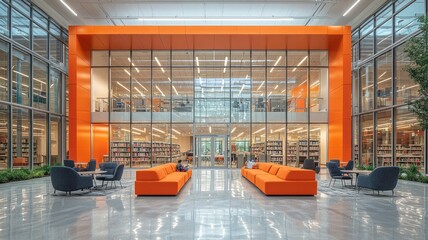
[1,0,428,239]
[91,50,329,169]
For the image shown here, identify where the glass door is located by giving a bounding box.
[196,135,228,168]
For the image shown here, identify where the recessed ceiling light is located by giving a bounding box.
[60,0,77,16]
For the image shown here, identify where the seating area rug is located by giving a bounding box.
[51,179,134,197]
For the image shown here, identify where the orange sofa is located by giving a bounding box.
[135,163,192,196]
[241,162,317,196]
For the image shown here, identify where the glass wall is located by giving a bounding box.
[91,50,329,168]
[352,0,426,173]
[0,1,68,169]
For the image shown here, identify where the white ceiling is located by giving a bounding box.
[33,0,388,29]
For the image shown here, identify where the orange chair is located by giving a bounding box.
[135,163,192,196]
[242,163,317,196]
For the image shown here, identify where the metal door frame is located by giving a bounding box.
[195,134,228,168]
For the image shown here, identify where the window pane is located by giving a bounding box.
[132,50,151,67]
[352,70,359,114]
[92,51,109,67]
[361,113,373,167]
[231,67,250,123]
[252,51,265,67]
[152,50,170,67]
[395,0,415,12]
[252,67,265,122]
[352,31,359,44]
[33,23,48,58]
[287,68,308,122]
[286,124,308,167]
[231,50,250,67]
[360,61,374,112]
[12,107,30,168]
[375,51,392,108]
[251,123,266,162]
[360,19,374,37]
[376,110,392,167]
[50,68,62,113]
[395,106,424,172]
[33,59,48,110]
[309,68,328,117]
[267,123,285,165]
[288,51,308,67]
[111,50,130,66]
[50,116,61,165]
[172,68,193,122]
[172,50,193,67]
[267,67,286,122]
[12,9,30,48]
[0,104,8,170]
[375,4,392,26]
[353,117,359,163]
[395,0,424,42]
[50,36,63,64]
[152,123,170,166]
[33,111,47,167]
[132,68,151,122]
[310,124,328,165]
[110,124,131,167]
[32,8,48,28]
[231,123,250,167]
[12,0,30,16]
[132,123,151,168]
[0,40,9,101]
[375,19,392,53]
[359,32,373,60]
[0,2,9,37]
[395,43,419,104]
[110,68,130,122]
[152,67,170,122]
[310,50,328,66]
[267,50,286,67]
[12,49,30,106]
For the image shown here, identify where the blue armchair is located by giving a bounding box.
[102,164,125,189]
[302,159,320,174]
[82,160,96,171]
[99,162,118,175]
[51,166,93,195]
[326,162,352,187]
[63,159,80,172]
[357,167,399,195]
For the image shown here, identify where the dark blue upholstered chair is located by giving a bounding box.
[102,164,125,188]
[50,166,93,195]
[63,159,80,172]
[99,162,118,175]
[82,160,96,171]
[326,162,352,187]
[357,167,399,195]
[302,159,320,174]
[340,160,354,170]
[329,159,340,167]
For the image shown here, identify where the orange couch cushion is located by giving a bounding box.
[135,180,180,195]
[255,174,317,195]
[258,162,273,172]
[268,165,281,175]
[246,169,270,183]
[276,167,315,181]
[165,164,174,174]
[136,167,167,181]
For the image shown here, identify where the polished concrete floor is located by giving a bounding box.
[0,169,427,240]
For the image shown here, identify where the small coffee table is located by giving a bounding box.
[78,170,107,188]
[341,170,372,187]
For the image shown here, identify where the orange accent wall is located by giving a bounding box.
[68,26,351,164]
[91,124,109,166]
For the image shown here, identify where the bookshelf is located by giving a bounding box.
[286,140,320,167]
[287,142,298,166]
[0,142,7,168]
[111,141,182,165]
[266,140,283,164]
[251,142,265,161]
[395,144,423,168]
[377,144,392,166]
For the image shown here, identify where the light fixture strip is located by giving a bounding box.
[172,85,179,96]
[134,86,145,96]
[117,82,130,92]
[155,85,165,96]
[172,128,181,135]
[152,127,165,134]
[60,0,77,16]
[196,57,200,66]
[274,56,282,66]
[231,127,236,133]
[138,18,294,21]
[343,0,361,16]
